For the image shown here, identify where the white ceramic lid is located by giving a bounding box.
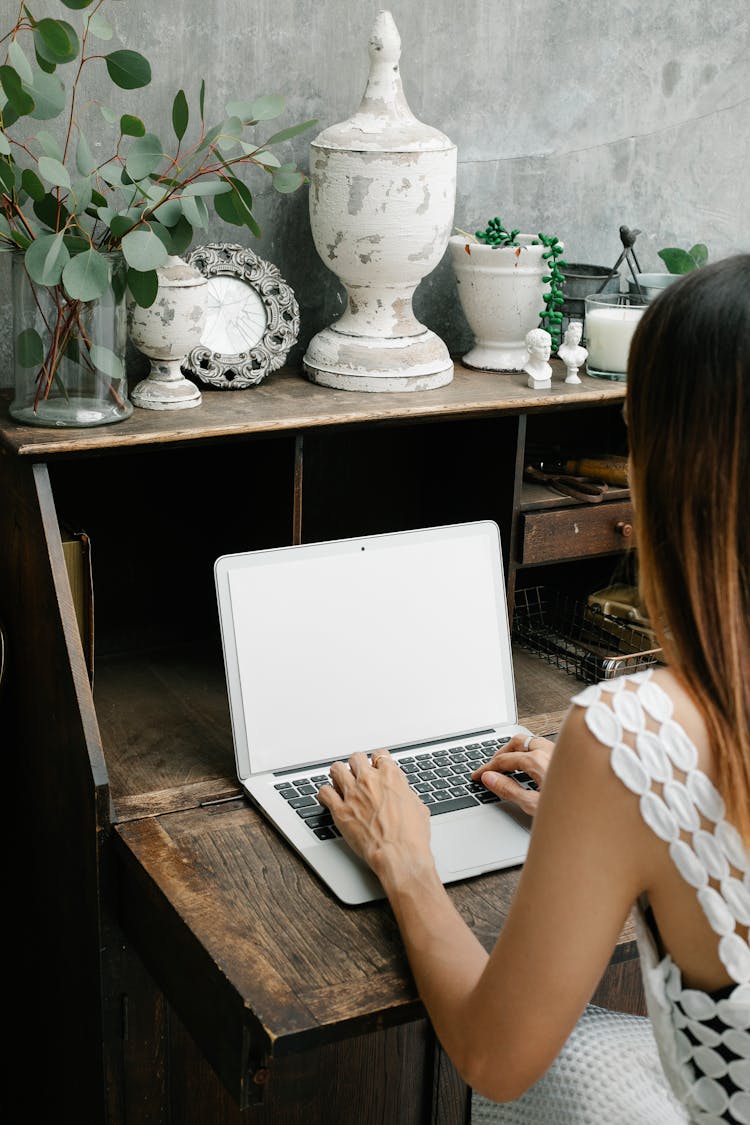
[311,10,455,155]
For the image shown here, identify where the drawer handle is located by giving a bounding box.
[616,520,634,539]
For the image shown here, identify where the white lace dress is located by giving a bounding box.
[472,669,750,1124]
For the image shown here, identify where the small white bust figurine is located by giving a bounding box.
[557,320,588,384]
[523,327,553,389]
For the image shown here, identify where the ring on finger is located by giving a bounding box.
[523,734,536,750]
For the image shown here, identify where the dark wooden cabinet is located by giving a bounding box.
[1,361,639,1123]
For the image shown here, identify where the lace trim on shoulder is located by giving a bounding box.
[571,674,750,987]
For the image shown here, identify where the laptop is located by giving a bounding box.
[214,520,534,905]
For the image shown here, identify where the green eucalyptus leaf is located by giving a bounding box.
[216,115,243,154]
[262,119,317,146]
[105,50,151,91]
[99,159,126,186]
[214,187,242,226]
[222,177,260,236]
[196,121,223,152]
[108,212,139,239]
[0,132,10,157]
[124,132,164,181]
[164,214,192,255]
[120,113,145,137]
[16,327,45,368]
[21,167,45,201]
[62,234,90,254]
[95,206,117,227]
[36,129,63,161]
[34,48,56,75]
[60,0,97,9]
[25,70,66,120]
[172,89,188,142]
[150,197,182,227]
[689,243,708,267]
[99,104,118,125]
[70,177,92,213]
[10,231,31,249]
[37,154,70,189]
[33,192,69,230]
[250,94,285,121]
[9,41,34,85]
[90,344,124,381]
[250,148,281,168]
[225,100,255,120]
[2,102,19,128]
[25,231,69,285]
[88,12,113,40]
[227,175,252,214]
[75,132,96,176]
[180,193,209,230]
[182,178,231,197]
[126,266,158,308]
[121,227,168,271]
[199,79,205,121]
[34,19,79,65]
[0,66,35,117]
[136,182,169,206]
[149,221,173,254]
[0,158,15,195]
[243,212,261,238]
[90,188,107,208]
[657,247,697,274]
[62,247,110,301]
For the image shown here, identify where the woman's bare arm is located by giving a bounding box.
[320,706,651,1102]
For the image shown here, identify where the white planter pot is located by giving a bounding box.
[449,234,549,372]
[303,11,456,392]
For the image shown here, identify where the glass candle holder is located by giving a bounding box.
[584,293,649,381]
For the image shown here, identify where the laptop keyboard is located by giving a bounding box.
[273,737,538,841]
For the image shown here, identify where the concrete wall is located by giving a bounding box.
[2,0,749,384]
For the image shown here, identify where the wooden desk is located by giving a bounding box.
[1,362,636,1123]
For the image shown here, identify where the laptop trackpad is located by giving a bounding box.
[431,805,530,874]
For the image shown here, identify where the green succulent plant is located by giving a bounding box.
[657,243,708,274]
[0,0,315,405]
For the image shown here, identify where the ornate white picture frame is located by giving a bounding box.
[184,243,299,389]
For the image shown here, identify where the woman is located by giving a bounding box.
[318,254,750,1123]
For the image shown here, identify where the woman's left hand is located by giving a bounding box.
[318,751,434,885]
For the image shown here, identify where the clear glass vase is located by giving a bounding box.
[9,250,133,428]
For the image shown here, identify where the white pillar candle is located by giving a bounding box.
[585,305,645,375]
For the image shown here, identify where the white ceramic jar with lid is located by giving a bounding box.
[303,10,457,391]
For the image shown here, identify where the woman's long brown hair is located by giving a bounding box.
[626,254,750,838]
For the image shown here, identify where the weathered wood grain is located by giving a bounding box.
[0,362,625,457]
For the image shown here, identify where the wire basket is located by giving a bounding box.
[513,586,663,683]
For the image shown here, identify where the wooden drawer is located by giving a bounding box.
[520,499,635,565]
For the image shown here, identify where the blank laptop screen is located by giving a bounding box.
[220,522,516,776]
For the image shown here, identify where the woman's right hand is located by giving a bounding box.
[471,733,556,816]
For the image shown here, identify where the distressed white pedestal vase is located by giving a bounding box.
[303,10,456,392]
[128,256,207,410]
[448,235,550,372]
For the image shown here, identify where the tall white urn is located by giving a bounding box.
[303,10,457,392]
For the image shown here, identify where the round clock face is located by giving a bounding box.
[201,275,267,356]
